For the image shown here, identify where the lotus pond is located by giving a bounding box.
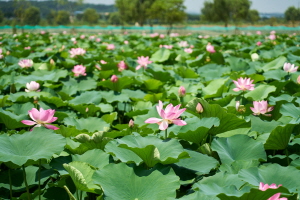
[0,31,300,200]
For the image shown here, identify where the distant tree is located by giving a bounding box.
[201,0,251,27]
[56,10,70,25]
[13,0,30,28]
[108,12,121,25]
[0,10,4,23]
[148,0,186,34]
[248,9,260,24]
[115,0,156,26]
[83,8,99,24]
[47,10,56,25]
[228,0,251,25]
[269,17,277,26]
[24,6,41,25]
[285,6,300,26]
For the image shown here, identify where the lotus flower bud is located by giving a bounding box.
[129,119,134,128]
[111,75,118,82]
[251,53,259,61]
[196,103,203,113]
[178,86,186,97]
[75,134,90,143]
[50,59,55,66]
[236,101,246,113]
[297,75,300,84]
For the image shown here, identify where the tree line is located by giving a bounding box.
[0,0,299,28]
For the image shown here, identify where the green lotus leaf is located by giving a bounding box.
[217,187,292,200]
[193,172,249,196]
[98,76,134,92]
[262,56,286,72]
[264,124,295,150]
[117,135,189,167]
[93,163,180,200]
[239,163,300,192]
[69,91,102,105]
[64,117,110,132]
[175,66,199,79]
[151,48,171,62]
[186,98,250,135]
[105,140,143,165]
[71,149,110,169]
[144,79,163,91]
[98,90,130,103]
[175,149,219,175]
[250,115,282,133]
[244,84,276,101]
[211,135,267,165]
[177,191,220,200]
[168,117,220,144]
[0,166,55,191]
[0,127,66,166]
[15,69,68,84]
[63,161,100,193]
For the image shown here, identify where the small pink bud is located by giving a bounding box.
[50,59,55,65]
[129,119,134,128]
[196,103,203,113]
[85,107,89,112]
[111,75,118,82]
[178,86,186,97]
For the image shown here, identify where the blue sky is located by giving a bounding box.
[86,0,300,14]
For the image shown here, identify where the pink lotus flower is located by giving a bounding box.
[145,100,187,130]
[206,43,216,53]
[269,34,276,40]
[21,108,59,130]
[136,56,152,70]
[283,62,298,73]
[297,75,300,84]
[184,48,193,53]
[124,40,129,44]
[178,41,188,47]
[256,31,262,35]
[251,101,274,116]
[25,81,40,92]
[19,59,33,68]
[178,86,186,97]
[159,45,173,49]
[150,33,159,38]
[118,61,128,71]
[100,60,107,64]
[259,182,282,191]
[170,33,179,37]
[96,38,101,42]
[270,31,276,35]
[256,41,262,46]
[24,46,31,50]
[72,65,87,77]
[107,44,115,50]
[159,34,165,38]
[128,119,134,128]
[268,193,287,200]
[196,103,203,113]
[80,35,85,39]
[111,75,118,82]
[233,77,255,92]
[40,31,46,34]
[69,48,86,58]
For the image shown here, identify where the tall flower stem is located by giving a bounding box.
[8,168,13,200]
[165,129,168,139]
[285,148,290,165]
[38,159,41,200]
[22,165,31,200]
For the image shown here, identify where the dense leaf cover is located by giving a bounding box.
[0,31,300,199]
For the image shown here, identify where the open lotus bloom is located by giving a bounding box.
[233,77,255,92]
[136,56,152,70]
[25,81,40,92]
[118,60,128,71]
[145,100,187,130]
[251,101,274,116]
[206,43,216,53]
[72,65,87,77]
[106,44,115,50]
[69,48,86,58]
[283,62,298,73]
[268,193,287,200]
[21,108,59,130]
[18,59,33,68]
[269,34,276,40]
[184,48,193,53]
